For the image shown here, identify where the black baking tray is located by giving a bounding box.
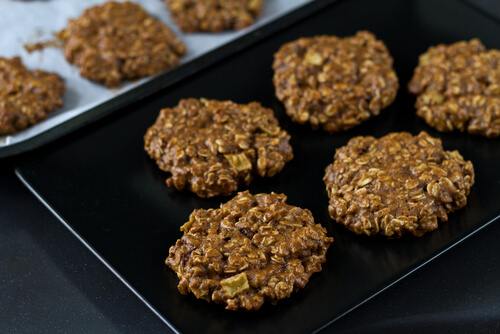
[14,0,500,333]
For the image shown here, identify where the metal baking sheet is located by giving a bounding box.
[15,0,500,333]
[0,0,312,157]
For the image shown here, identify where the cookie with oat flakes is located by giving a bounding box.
[165,191,333,311]
[272,31,399,133]
[0,57,65,135]
[166,0,264,33]
[408,39,500,138]
[144,98,293,198]
[57,1,186,87]
[323,131,474,238]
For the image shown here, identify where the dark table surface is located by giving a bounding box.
[2,0,500,333]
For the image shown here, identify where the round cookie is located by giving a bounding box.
[166,0,264,32]
[272,31,399,133]
[408,39,500,138]
[323,131,474,238]
[57,1,186,87]
[144,98,293,198]
[165,191,333,311]
[0,57,65,135]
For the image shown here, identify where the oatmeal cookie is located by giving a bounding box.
[323,131,474,238]
[408,39,500,138]
[57,1,186,87]
[272,31,399,133]
[165,191,333,311]
[0,57,65,135]
[144,98,293,198]
[166,0,264,32]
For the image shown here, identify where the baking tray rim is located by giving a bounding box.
[15,167,500,333]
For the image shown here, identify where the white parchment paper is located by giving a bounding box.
[0,0,312,148]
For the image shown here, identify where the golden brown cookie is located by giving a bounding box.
[408,39,500,138]
[165,191,333,310]
[166,0,264,32]
[273,31,399,133]
[57,1,186,87]
[323,131,474,238]
[144,98,293,198]
[0,57,65,135]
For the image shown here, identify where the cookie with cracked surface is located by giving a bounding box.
[165,191,333,310]
[0,57,65,135]
[57,1,186,87]
[323,131,474,238]
[408,39,500,138]
[272,31,399,133]
[144,98,293,198]
[166,0,264,32]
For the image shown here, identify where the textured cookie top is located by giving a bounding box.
[57,1,186,87]
[273,31,399,133]
[166,0,264,32]
[0,57,65,135]
[144,98,293,198]
[165,191,333,311]
[324,131,474,238]
[408,39,500,138]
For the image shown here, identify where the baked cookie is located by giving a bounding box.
[144,98,293,198]
[166,0,264,32]
[408,39,500,138]
[165,191,333,310]
[323,131,474,238]
[273,31,398,133]
[57,1,186,87]
[0,57,65,135]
